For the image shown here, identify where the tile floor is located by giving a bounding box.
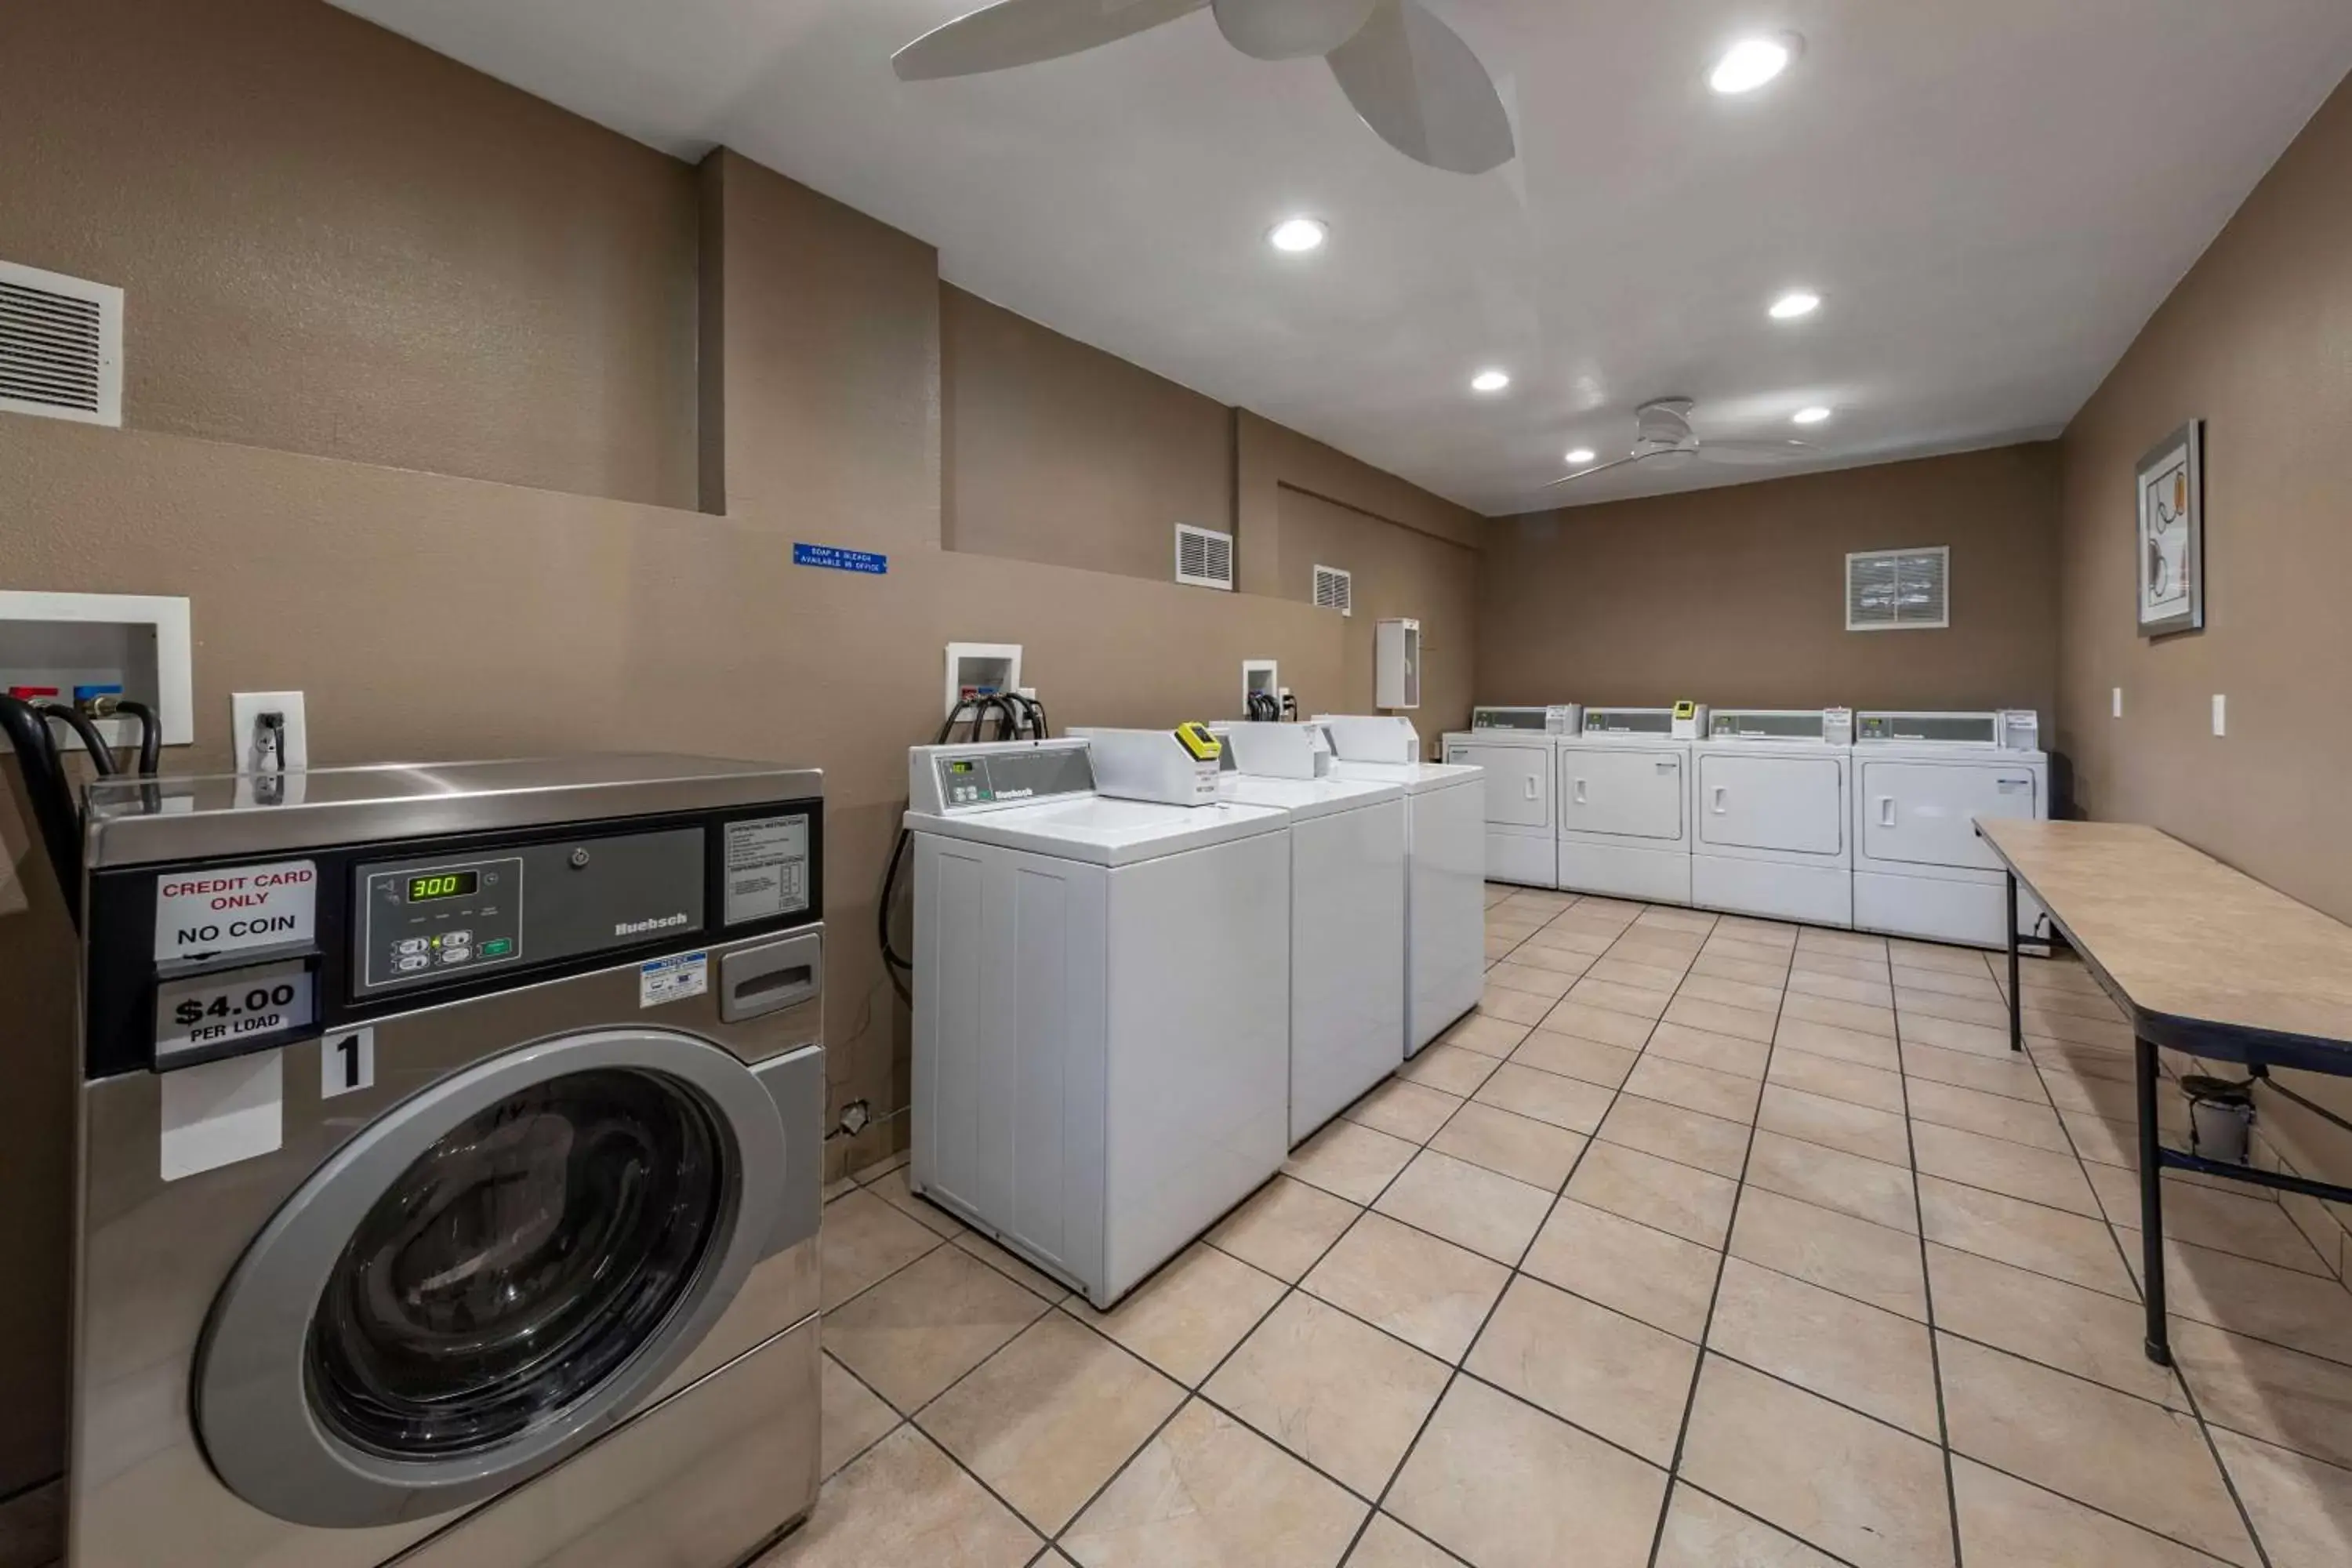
[771,886,2352,1568]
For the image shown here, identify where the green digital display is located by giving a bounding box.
[407,870,479,902]
[949,760,975,774]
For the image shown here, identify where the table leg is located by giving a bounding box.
[2006,869,2023,1053]
[2136,1035,2171,1366]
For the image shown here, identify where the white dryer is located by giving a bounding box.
[1555,706,1697,906]
[1441,706,1575,890]
[1851,710,2053,949]
[905,735,1291,1307]
[1215,771,1406,1144]
[1690,709,1856,927]
[1316,716,1486,1057]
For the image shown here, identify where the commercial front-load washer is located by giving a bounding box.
[1690,708,1855,927]
[904,735,1290,1307]
[69,757,828,1568]
[1555,706,1698,906]
[1316,716,1485,1056]
[1441,706,1577,889]
[1851,710,2053,949]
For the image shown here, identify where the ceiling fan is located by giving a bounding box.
[891,0,1515,176]
[1547,398,1814,488]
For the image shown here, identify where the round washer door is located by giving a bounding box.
[194,1028,789,1529]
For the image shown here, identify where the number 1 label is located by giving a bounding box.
[321,1028,376,1099]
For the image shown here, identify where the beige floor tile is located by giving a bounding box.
[1285,1119,1421,1205]
[1428,1100,1587,1191]
[822,1188,949,1312]
[1388,1377,1668,1568]
[1918,1175,2135,1298]
[1744,1129,1918,1233]
[2020,1005,2134,1048]
[1895,1011,2016,1058]
[1897,987,2013,1031]
[2012,983,2126,1023]
[1345,1515,1463,1567]
[1676,972,1787,1016]
[1374,1149,1555,1264]
[825,1243,1054,1410]
[1208,1176,1361,1283]
[1522,1196,1723,1341]
[865,1166,968,1238]
[1904,1076,2071,1152]
[1797,928,1888,959]
[2011,953,2103,992]
[1691,951,1792,989]
[1757,1083,1913,1167]
[1537,996,1658,1050]
[1522,924,1615,958]
[1567,975,1673,1020]
[1204,1293,1450,1499]
[1613,932,1706,967]
[2134,1237,2352,1362]
[1766,1047,1907,1113]
[1886,939,1991,977]
[955,1231,1075,1303]
[1474,985,1554,1026]
[1707,935,1800,971]
[2038,1061,2147,1120]
[1504,940,1594,977]
[1344,1078,1464,1144]
[818,1353,901,1479]
[1436,1011,1528,1058]
[1396,1043,1502,1098]
[768,1426,1040,1567]
[1939,1334,2256,1565]
[1951,1456,2233,1568]
[1926,1243,2189,1407]
[1708,1258,1939,1439]
[920,1313,1185,1535]
[1486,960,1573,999]
[2207,1427,2352,1568]
[1568,1138,1739,1249]
[1788,949,1891,985]
[1472,1060,1616,1134]
[1485,915,1542,943]
[1062,1399,1367,1568]
[1899,1038,2048,1102]
[1635,905,1718,935]
[1786,968,1896,1007]
[1468,1275,1699,1465]
[1780,990,1898,1039]
[1587,953,1687,993]
[1731,1188,1928,1321]
[1599,1093,1752,1178]
[1302,1211,1511,1363]
[1661,994,1780,1045]
[1910,1120,2100,1218]
[1715,915,1799,949]
[1483,935,1520,963]
[1889,964,2002,1002]
[1625,1053,1765,1124]
[1071,1243,1286,1386]
[1512,1027,1639,1087]
[2087,1163,2335,1275]
[1681,1354,1953,1568]
[1773,1014,1903,1070]
[2172,1318,2352,1470]
[2062,1105,2181,1170]
[1646,1019,1773,1080]
[852,1148,913,1185]
[1653,1483,1842,1568]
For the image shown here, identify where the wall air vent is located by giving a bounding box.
[1312,564,1353,617]
[1174,523,1235,590]
[1846,546,1949,631]
[0,260,123,427]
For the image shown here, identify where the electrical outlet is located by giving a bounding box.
[2111,687,2123,719]
[2212,694,2227,737]
[231,691,308,772]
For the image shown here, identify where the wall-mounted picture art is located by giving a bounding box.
[2136,419,2204,636]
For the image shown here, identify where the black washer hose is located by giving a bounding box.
[35,702,120,776]
[0,695,84,925]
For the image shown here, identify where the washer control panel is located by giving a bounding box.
[358,855,524,991]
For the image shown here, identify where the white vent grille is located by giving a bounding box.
[0,261,122,427]
[1174,523,1235,590]
[1846,546,1949,631]
[1312,564,1353,616]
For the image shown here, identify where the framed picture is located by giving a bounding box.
[2136,419,2203,637]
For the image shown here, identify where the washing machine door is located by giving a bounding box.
[194,1027,797,1530]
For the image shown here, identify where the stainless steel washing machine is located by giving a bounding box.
[67,757,829,1568]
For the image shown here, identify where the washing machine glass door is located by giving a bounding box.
[197,1029,791,1531]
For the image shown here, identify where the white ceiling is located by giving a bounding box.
[332,0,2352,515]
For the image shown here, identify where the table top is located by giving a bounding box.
[1978,818,2352,1056]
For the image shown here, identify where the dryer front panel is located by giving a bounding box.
[1859,760,2041,871]
[1559,747,1685,843]
[1444,739,1552,830]
[1695,753,1846,856]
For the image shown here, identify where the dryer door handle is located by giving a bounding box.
[1523,776,1540,800]
[1878,795,1896,828]
[1572,777,1588,805]
[1710,785,1727,815]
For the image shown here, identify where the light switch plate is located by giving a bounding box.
[231,691,308,772]
[2212,694,2227,737]
[2111,687,2123,718]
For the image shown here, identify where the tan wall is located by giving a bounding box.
[1479,446,2062,717]
[0,0,701,509]
[2055,73,2352,1219]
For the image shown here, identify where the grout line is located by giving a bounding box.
[1889,943,1968,1568]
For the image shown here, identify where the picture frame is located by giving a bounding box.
[2135,419,2203,637]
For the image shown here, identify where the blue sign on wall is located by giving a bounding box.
[793,543,888,575]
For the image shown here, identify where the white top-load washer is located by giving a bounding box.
[1441,706,1577,890]
[1690,708,1856,927]
[904,732,1291,1307]
[1851,710,2053,949]
[1315,715,1485,1056]
[1555,706,1701,905]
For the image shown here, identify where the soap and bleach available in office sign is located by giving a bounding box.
[793,543,887,575]
[154,861,318,961]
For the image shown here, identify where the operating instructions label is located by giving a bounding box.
[639,950,709,1008]
[724,815,810,924]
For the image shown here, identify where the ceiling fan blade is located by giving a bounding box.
[1541,452,1652,488]
[1212,0,1380,60]
[1326,0,1515,174]
[1697,438,1815,466]
[894,0,1208,81]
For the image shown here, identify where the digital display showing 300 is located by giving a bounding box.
[406,870,479,902]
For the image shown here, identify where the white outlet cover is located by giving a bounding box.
[231,691,309,772]
[2111,687,2123,718]
[2212,694,2227,736]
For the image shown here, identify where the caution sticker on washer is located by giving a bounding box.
[639,950,709,1008]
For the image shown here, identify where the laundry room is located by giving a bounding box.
[5,2,2352,1566]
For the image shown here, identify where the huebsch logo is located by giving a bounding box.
[615,913,691,937]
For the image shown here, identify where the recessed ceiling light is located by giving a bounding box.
[1711,34,1799,95]
[1565,448,1596,465]
[1792,405,1833,425]
[1267,217,1327,253]
[1769,290,1821,320]
[1471,369,1511,393]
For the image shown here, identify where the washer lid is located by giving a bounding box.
[904,795,1287,865]
[1216,774,1403,821]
